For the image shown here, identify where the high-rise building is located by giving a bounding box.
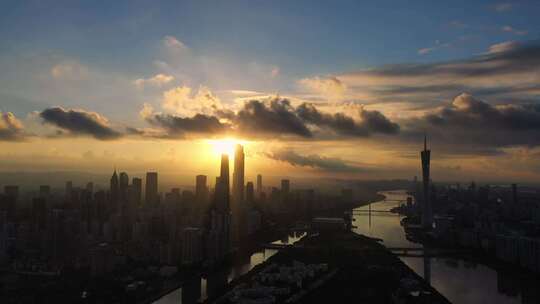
[119,172,129,202]
[196,175,208,201]
[132,177,142,206]
[421,135,432,229]
[215,155,230,212]
[256,174,262,198]
[182,227,203,265]
[86,182,94,194]
[207,154,232,260]
[196,175,209,215]
[110,170,119,203]
[65,181,73,198]
[232,144,245,203]
[39,185,51,197]
[281,179,290,195]
[246,182,254,203]
[145,172,158,206]
[232,145,245,240]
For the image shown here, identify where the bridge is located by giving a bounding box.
[387,247,465,258]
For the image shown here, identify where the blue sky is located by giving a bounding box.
[2,0,538,76]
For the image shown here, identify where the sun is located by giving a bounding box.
[208,138,246,158]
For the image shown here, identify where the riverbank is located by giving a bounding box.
[204,231,451,304]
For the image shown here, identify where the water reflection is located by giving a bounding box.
[154,233,304,304]
[352,190,540,304]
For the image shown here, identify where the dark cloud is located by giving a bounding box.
[0,111,25,141]
[233,99,313,138]
[40,107,122,140]
[142,98,400,140]
[296,103,399,136]
[266,149,364,172]
[403,93,540,148]
[364,41,540,78]
[144,113,230,137]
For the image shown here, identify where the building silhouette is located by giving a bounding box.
[256,174,262,198]
[145,172,158,206]
[110,170,119,204]
[119,172,129,202]
[132,177,142,206]
[232,144,245,241]
[421,135,432,229]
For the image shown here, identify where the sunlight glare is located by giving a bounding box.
[208,138,245,157]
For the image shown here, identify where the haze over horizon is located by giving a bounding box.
[2,0,540,183]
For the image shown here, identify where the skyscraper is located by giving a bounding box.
[246,182,254,203]
[232,145,245,241]
[215,155,230,212]
[196,175,208,200]
[256,174,262,198]
[110,170,119,203]
[119,172,129,202]
[132,177,142,206]
[281,179,290,195]
[232,144,245,203]
[145,172,158,206]
[65,181,73,198]
[421,135,432,229]
[196,175,209,214]
[39,185,51,197]
[208,154,232,260]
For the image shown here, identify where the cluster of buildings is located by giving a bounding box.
[402,138,540,274]
[0,143,354,291]
[219,261,330,304]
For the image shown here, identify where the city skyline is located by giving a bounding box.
[2,1,540,182]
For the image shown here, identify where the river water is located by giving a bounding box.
[154,233,306,304]
[156,190,540,303]
[352,190,540,304]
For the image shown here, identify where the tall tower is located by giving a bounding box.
[132,177,142,206]
[145,172,158,206]
[110,170,119,203]
[119,172,129,202]
[256,174,262,198]
[232,145,245,240]
[215,154,230,212]
[421,135,432,229]
[232,144,245,203]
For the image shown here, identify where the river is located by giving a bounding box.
[155,190,540,303]
[153,233,306,304]
[352,190,540,304]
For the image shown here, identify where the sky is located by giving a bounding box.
[1,0,540,184]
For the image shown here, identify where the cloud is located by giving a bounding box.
[163,35,188,51]
[417,40,452,55]
[299,76,347,99]
[161,85,222,116]
[40,107,122,140]
[418,47,435,55]
[331,40,540,105]
[493,3,513,12]
[232,98,313,138]
[487,41,521,54]
[141,95,399,140]
[271,66,280,78]
[50,61,89,79]
[296,103,399,136]
[0,111,25,141]
[143,112,230,138]
[502,26,527,36]
[266,149,363,172]
[402,93,540,148]
[134,73,174,88]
